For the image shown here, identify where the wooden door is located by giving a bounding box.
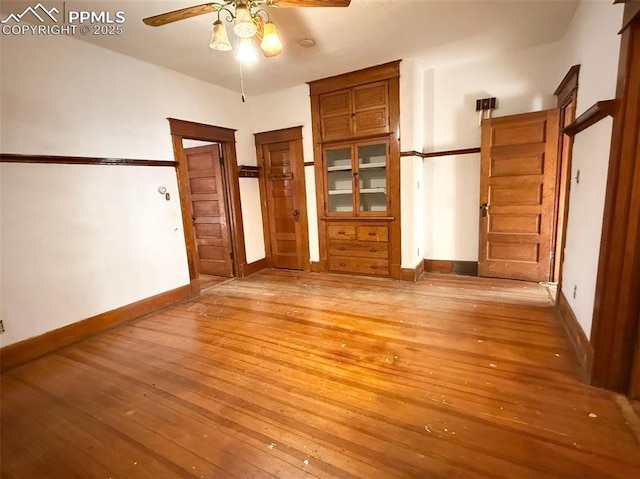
[478,109,560,282]
[184,144,234,277]
[257,130,309,270]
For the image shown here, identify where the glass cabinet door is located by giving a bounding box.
[325,146,354,213]
[357,142,387,213]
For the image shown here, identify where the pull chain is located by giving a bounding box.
[240,62,246,103]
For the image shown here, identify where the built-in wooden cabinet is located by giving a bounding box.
[320,81,390,141]
[309,61,401,279]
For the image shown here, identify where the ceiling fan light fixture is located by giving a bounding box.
[233,2,257,38]
[236,37,258,63]
[260,22,283,57]
[210,20,232,51]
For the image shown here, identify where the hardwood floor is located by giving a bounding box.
[198,274,230,291]
[2,270,639,478]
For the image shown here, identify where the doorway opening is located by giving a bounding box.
[168,118,247,294]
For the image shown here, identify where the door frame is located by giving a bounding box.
[168,118,247,290]
[552,65,580,287]
[254,126,310,271]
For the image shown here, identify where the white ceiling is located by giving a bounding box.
[16,0,581,95]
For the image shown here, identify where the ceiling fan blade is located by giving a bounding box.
[143,3,217,27]
[272,0,351,7]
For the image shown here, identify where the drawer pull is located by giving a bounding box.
[339,262,347,267]
[369,248,377,252]
[370,265,378,270]
[368,232,377,236]
[338,231,346,235]
[338,247,346,251]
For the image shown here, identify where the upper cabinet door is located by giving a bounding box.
[320,89,353,141]
[319,81,390,142]
[353,82,389,138]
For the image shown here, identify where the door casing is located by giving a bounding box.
[169,118,247,291]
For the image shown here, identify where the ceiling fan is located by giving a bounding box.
[143,1,351,61]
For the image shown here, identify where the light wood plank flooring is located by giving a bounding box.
[2,269,639,478]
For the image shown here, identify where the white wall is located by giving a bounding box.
[558,1,623,339]
[0,164,188,346]
[399,59,425,269]
[0,32,262,346]
[421,41,563,261]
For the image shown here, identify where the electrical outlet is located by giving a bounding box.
[573,285,577,299]
[0,320,4,333]
[417,248,420,257]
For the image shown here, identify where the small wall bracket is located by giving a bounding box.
[476,97,497,125]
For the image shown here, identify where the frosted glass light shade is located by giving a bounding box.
[233,3,257,38]
[236,37,257,63]
[209,20,232,51]
[260,22,282,57]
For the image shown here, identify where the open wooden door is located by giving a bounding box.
[478,109,560,282]
[255,127,309,271]
[184,144,234,277]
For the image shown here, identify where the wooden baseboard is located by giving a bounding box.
[424,259,478,276]
[401,259,426,282]
[0,281,198,373]
[557,290,594,382]
[243,258,269,277]
[424,259,454,274]
[390,263,402,280]
[310,261,324,273]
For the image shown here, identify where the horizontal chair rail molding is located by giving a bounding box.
[0,153,177,167]
[400,147,481,158]
[562,100,617,136]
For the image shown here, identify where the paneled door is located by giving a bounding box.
[256,128,309,270]
[478,109,560,282]
[184,144,234,277]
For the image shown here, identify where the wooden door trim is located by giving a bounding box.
[591,9,640,394]
[554,64,580,106]
[255,126,303,145]
[168,118,236,142]
[254,127,310,271]
[553,65,580,286]
[169,119,247,287]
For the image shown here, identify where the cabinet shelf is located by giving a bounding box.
[358,162,386,169]
[328,189,354,195]
[360,188,387,194]
[327,165,353,172]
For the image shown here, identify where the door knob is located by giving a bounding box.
[480,203,489,217]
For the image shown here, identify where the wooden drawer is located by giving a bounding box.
[327,224,356,240]
[329,240,388,259]
[356,225,388,242]
[328,256,389,276]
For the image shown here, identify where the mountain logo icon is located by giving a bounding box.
[1,3,59,24]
